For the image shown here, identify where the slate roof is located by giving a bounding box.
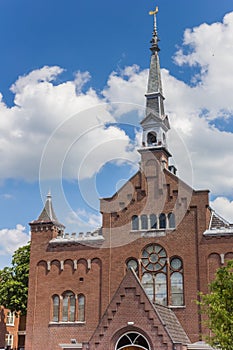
[30,192,65,229]
[187,341,215,349]
[204,208,233,237]
[155,303,190,344]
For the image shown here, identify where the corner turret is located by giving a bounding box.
[30,191,65,235]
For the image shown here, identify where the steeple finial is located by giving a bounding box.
[149,5,160,52]
[149,6,158,33]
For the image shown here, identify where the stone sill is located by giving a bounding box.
[59,344,82,349]
[130,228,175,237]
[169,305,186,309]
[49,321,86,326]
[131,228,175,232]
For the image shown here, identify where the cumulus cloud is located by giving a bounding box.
[0,224,29,256]
[173,12,233,119]
[211,197,233,223]
[66,208,102,231]
[0,11,233,205]
[102,64,147,118]
[0,65,143,183]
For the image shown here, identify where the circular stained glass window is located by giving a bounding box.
[127,259,138,272]
[170,258,182,270]
[141,244,167,272]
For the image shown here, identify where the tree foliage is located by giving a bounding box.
[0,242,30,315]
[198,260,233,350]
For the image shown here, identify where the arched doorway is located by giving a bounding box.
[116,332,150,350]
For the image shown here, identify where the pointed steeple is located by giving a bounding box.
[147,6,163,96]
[37,191,59,223]
[30,191,65,232]
[140,7,170,151]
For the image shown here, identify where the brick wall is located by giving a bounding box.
[25,151,233,349]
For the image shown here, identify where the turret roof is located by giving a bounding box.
[30,191,65,229]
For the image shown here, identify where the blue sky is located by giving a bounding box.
[0,0,233,268]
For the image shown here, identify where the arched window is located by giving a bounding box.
[141,244,167,305]
[52,295,60,322]
[168,212,175,228]
[147,132,157,146]
[126,258,138,274]
[150,214,157,229]
[62,291,75,322]
[132,215,139,230]
[116,332,150,350]
[141,215,148,230]
[159,213,166,229]
[78,294,85,322]
[170,257,184,306]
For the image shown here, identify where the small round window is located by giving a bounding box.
[170,257,182,270]
[126,259,138,273]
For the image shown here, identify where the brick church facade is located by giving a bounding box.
[25,9,233,350]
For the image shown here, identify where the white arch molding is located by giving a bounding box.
[115,331,150,350]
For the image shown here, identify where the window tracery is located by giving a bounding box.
[140,244,184,306]
[116,332,150,350]
[51,291,86,323]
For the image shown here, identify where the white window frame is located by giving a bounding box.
[6,311,15,326]
[5,333,14,347]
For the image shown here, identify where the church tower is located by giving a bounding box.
[25,6,233,350]
[139,7,171,170]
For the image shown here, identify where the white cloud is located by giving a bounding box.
[173,12,233,119]
[1,193,14,200]
[74,71,91,94]
[0,12,233,206]
[210,197,233,223]
[0,66,113,181]
[0,224,30,257]
[102,64,147,118]
[66,208,102,231]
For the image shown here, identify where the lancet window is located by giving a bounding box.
[51,291,86,323]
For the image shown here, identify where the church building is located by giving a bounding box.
[25,8,233,350]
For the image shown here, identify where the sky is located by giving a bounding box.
[0,0,233,268]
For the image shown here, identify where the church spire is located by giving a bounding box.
[147,6,163,96]
[30,191,65,232]
[140,6,170,150]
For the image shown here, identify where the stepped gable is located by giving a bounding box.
[88,268,190,349]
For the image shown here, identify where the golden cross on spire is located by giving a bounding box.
[149,6,158,16]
